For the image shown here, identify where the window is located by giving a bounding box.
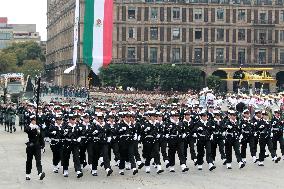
[0,32,12,40]
[194,8,202,20]
[150,27,158,40]
[238,29,246,41]
[217,9,224,20]
[259,12,267,23]
[258,49,266,64]
[128,8,136,19]
[172,28,180,40]
[238,9,246,21]
[173,7,180,20]
[259,30,267,43]
[195,28,202,40]
[280,49,284,64]
[280,30,284,42]
[238,48,246,64]
[194,48,202,63]
[150,47,158,63]
[281,10,284,22]
[172,48,181,63]
[277,0,283,5]
[128,27,136,39]
[151,7,158,19]
[216,48,224,64]
[127,47,136,61]
[216,29,224,41]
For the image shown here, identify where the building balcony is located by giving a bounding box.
[252,20,275,26]
[253,39,275,45]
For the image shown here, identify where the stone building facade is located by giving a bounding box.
[46,0,284,91]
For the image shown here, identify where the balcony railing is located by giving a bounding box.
[254,39,275,45]
[253,20,275,25]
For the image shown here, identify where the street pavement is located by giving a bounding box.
[0,124,284,189]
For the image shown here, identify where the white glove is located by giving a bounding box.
[107,137,112,143]
[270,133,273,137]
[182,133,186,138]
[239,134,243,140]
[64,129,68,135]
[227,125,232,129]
[133,133,138,141]
[254,133,257,137]
[122,127,127,130]
[93,130,98,134]
[51,131,56,135]
[72,128,75,133]
[193,133,197,138]
[198,127,203,131]
[165,134,169,138]
[42,124,46,129]
[157,134,160,138]
[222,132,226,137]
[210,135,213,141]
[145,127,151,131]
[138,135,141,141]
[77,137,81,142]
[79,127,82,131]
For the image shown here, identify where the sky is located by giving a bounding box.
[0,0,47,41]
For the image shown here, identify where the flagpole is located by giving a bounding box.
[76,1,81,86]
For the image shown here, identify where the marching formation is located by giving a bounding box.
[10,94,283,181]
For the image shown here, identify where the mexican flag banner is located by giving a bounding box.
[83,0,114,74]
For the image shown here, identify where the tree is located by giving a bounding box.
[26,42,42,60]
[0,52,18,73]
[207,75,222,91]
[20,60,44,78]
[99,64,204,92]
[2,42,43,66]
[0,42,45,79]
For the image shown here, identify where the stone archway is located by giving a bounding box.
[212,70,227,92]
[276,71,284,91]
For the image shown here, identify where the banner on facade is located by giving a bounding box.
[83,0,114,74]
[64,0,80,74]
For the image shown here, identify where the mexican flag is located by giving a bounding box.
[83,0,114,74]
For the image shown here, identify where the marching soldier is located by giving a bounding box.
[129,112,145,169]
[182,110,197,164]
[251,109,262,163]
[239,109,256,163]
[224,110,245,169]
[141,111,164,174]
[61,114,83,178]
[18,103,25,130]
[210,110,226,162]
[117,112,138,175]
[258,111,281,166]
[7,103,17,133]
[271,109,284,160]
[194,110,216,171]
[165,112,189,172]
[105,113,121,166]
[86,112,113,176]
[49,114,64,173]
[156,111,169,167]
[77,113,90,169]
[24,115,45,180]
